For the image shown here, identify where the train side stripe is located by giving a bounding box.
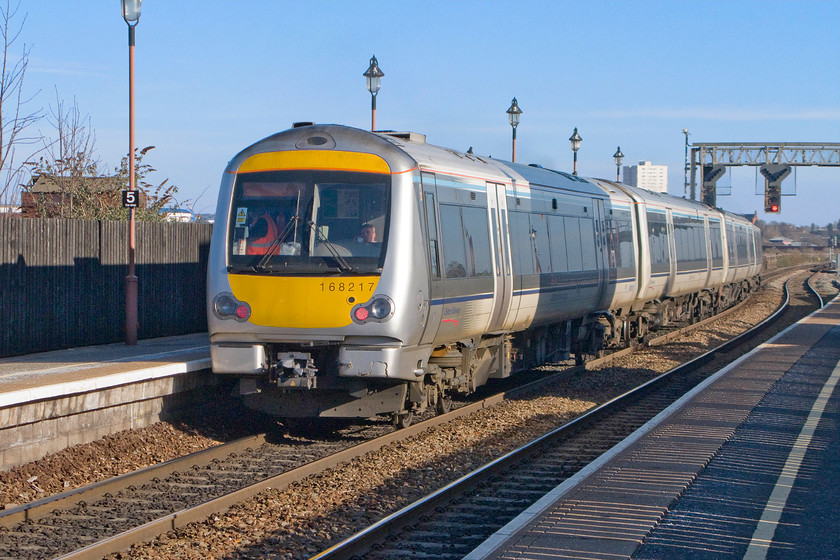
[430,292,494,306]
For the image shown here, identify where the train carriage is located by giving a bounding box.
[208,123,762,426]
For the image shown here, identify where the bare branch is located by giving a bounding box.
[0,0,43,207]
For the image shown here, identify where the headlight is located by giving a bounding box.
[370,297,392,319]
[351,295,394,324]
[213,293,251,322]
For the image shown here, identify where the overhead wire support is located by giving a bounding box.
[694,143,840,167]
[688,142,840,207]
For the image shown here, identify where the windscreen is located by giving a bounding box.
[227,170,390,274]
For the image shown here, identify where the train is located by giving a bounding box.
[206,123,762,427]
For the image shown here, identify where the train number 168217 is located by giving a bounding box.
[319,281,376,293]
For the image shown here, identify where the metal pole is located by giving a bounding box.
[511,126,517,163]
[125,24,138,345]
[573,152,578,175]
[683,128,690,197]
[371,93,377,131]
[689,147,698,201]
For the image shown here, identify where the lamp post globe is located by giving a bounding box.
[363,55,384,131]
[613,146,624,182]
[506,98,522,162]
[569,127,582,175]
[121,0,141,25]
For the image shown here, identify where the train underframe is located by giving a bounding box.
[236,277,760,428]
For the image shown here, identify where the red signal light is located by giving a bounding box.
[354,307,369,321]
[769,204,779,213]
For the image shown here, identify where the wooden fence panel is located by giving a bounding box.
[0,215,212,357]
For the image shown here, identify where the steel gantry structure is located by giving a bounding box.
[689,142,840,212]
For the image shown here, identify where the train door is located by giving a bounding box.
[665,208,677,295]
[486,182,513,332]
[419,173,444,345]
[593,199,609,307]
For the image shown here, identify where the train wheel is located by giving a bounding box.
[393,410,413,429]
[436,393,452,415]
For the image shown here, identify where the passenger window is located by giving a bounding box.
[580,218,597,270]
[510,212,535,275]
[529,214,551,274]
[462,207,492,277]
[548,216,568,273]
[424,191,441,278]
[564,218,583,271]
[440,205,467,278]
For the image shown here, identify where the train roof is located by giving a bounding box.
[499,161,609,197]
[377,131,513,182]
[378,130,610,199]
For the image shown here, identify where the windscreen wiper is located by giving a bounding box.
[254,216,298,271]
[308,220,355,272]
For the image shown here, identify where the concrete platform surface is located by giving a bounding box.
[467,296,840,560]
[0,333,211,409]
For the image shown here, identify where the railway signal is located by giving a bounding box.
[760,163,791,214]
[764,185,781,213]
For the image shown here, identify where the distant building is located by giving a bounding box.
[768,237,793,245]
[160,207,195,222]
[20,174,127,217]
[623,161,668,193]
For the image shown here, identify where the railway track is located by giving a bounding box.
[0,269,826,560]
[312,272,824,560]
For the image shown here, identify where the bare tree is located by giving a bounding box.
[26,90,103,218]
[24,90,184,221]
[0,0,41,207]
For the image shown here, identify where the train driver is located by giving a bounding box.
[357,223,376,243]
[246,212,279,255]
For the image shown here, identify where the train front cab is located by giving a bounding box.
[207,126,444,421]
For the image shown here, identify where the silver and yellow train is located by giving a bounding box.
[207,123,762,426]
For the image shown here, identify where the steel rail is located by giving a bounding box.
[308,278,794,560]
[1,270,800,559]
[0,433,267,528]
[806,270,825,308]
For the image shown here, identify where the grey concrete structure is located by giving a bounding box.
[0,334,214,470]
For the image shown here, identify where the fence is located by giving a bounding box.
[0,215,212,358]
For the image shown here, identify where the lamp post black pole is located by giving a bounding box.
[364,55,384,131]
[569,127,582,175]
[122,0,141,345]
[506,98,522,162]
[613,146,624,182]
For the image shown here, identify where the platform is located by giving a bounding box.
[0,334,214,470]
[467,296,840,560]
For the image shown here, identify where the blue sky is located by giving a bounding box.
[14,0,840,225]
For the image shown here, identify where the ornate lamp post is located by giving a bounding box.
[569,127,582,175]
[122,0,141,345]
[363,55,384,131]
[506,97,522,162]
[613,146,624,182]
